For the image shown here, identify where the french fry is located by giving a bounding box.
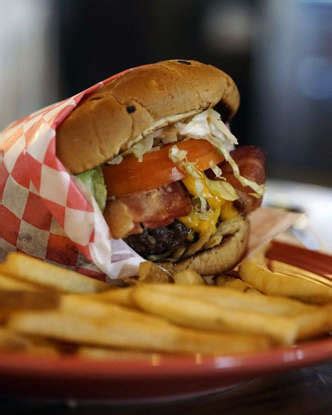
[173,270,205,285]
[270,260,332,285]
[0,327,32,351]
[216,275,238,286]
[294,306,331,340]
[0,327,59,356]
[8,305,271,354]
[0,273,44,291]
[141,284,313,316]
[216,275,258,292]
[0,245,330,358]
[59,294,153,321]
[139,285,332,344]
[132,285,300,344]
[320,304,332,334]
[138,261,171,284]
[0,290,60,313]
[88,287,136,308]
[239,246,332,304]
[0,252,109,293]
[18,342,60,356]
[78,347,159,360]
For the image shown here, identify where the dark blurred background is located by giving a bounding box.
[0,0,331,186]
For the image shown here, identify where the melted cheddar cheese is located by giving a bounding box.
[179,172,238,242]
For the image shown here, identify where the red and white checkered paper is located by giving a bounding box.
[0,71,144,280]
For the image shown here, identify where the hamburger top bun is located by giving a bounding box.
[57,59,240,174]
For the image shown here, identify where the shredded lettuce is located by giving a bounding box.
[168,145,188,163]
[176,109,237,152]
[108,155,123,165]
[176,109,265,197]
[130,134,154,162]
[210,162,222,178]
[169,145,238,204]
[206,179,239,202]
[76,166,107,211]
[108,133,156,165]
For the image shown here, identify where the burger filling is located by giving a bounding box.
[76,109,266,262]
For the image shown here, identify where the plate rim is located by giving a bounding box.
[0,337,332,380]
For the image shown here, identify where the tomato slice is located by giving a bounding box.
[103,139,224,197]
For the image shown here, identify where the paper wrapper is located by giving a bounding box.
[0,70,145,280]
[0,66,301,280]
[246,207,302,255]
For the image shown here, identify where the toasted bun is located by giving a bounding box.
[57,59,240,174]
[160,217,249,276]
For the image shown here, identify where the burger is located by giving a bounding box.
[56,59,266,275]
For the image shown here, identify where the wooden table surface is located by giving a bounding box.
[1,362,332,414]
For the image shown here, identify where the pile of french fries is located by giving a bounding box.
[0,249,331,360]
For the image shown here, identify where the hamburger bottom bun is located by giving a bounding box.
[57,59,240,174]
[160,217,249,276]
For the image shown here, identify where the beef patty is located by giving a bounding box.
[125,220,190,259]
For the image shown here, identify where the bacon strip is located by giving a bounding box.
[105,182,192,239]
[220,146,266,214]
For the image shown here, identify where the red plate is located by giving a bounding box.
[1,337,332,401]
